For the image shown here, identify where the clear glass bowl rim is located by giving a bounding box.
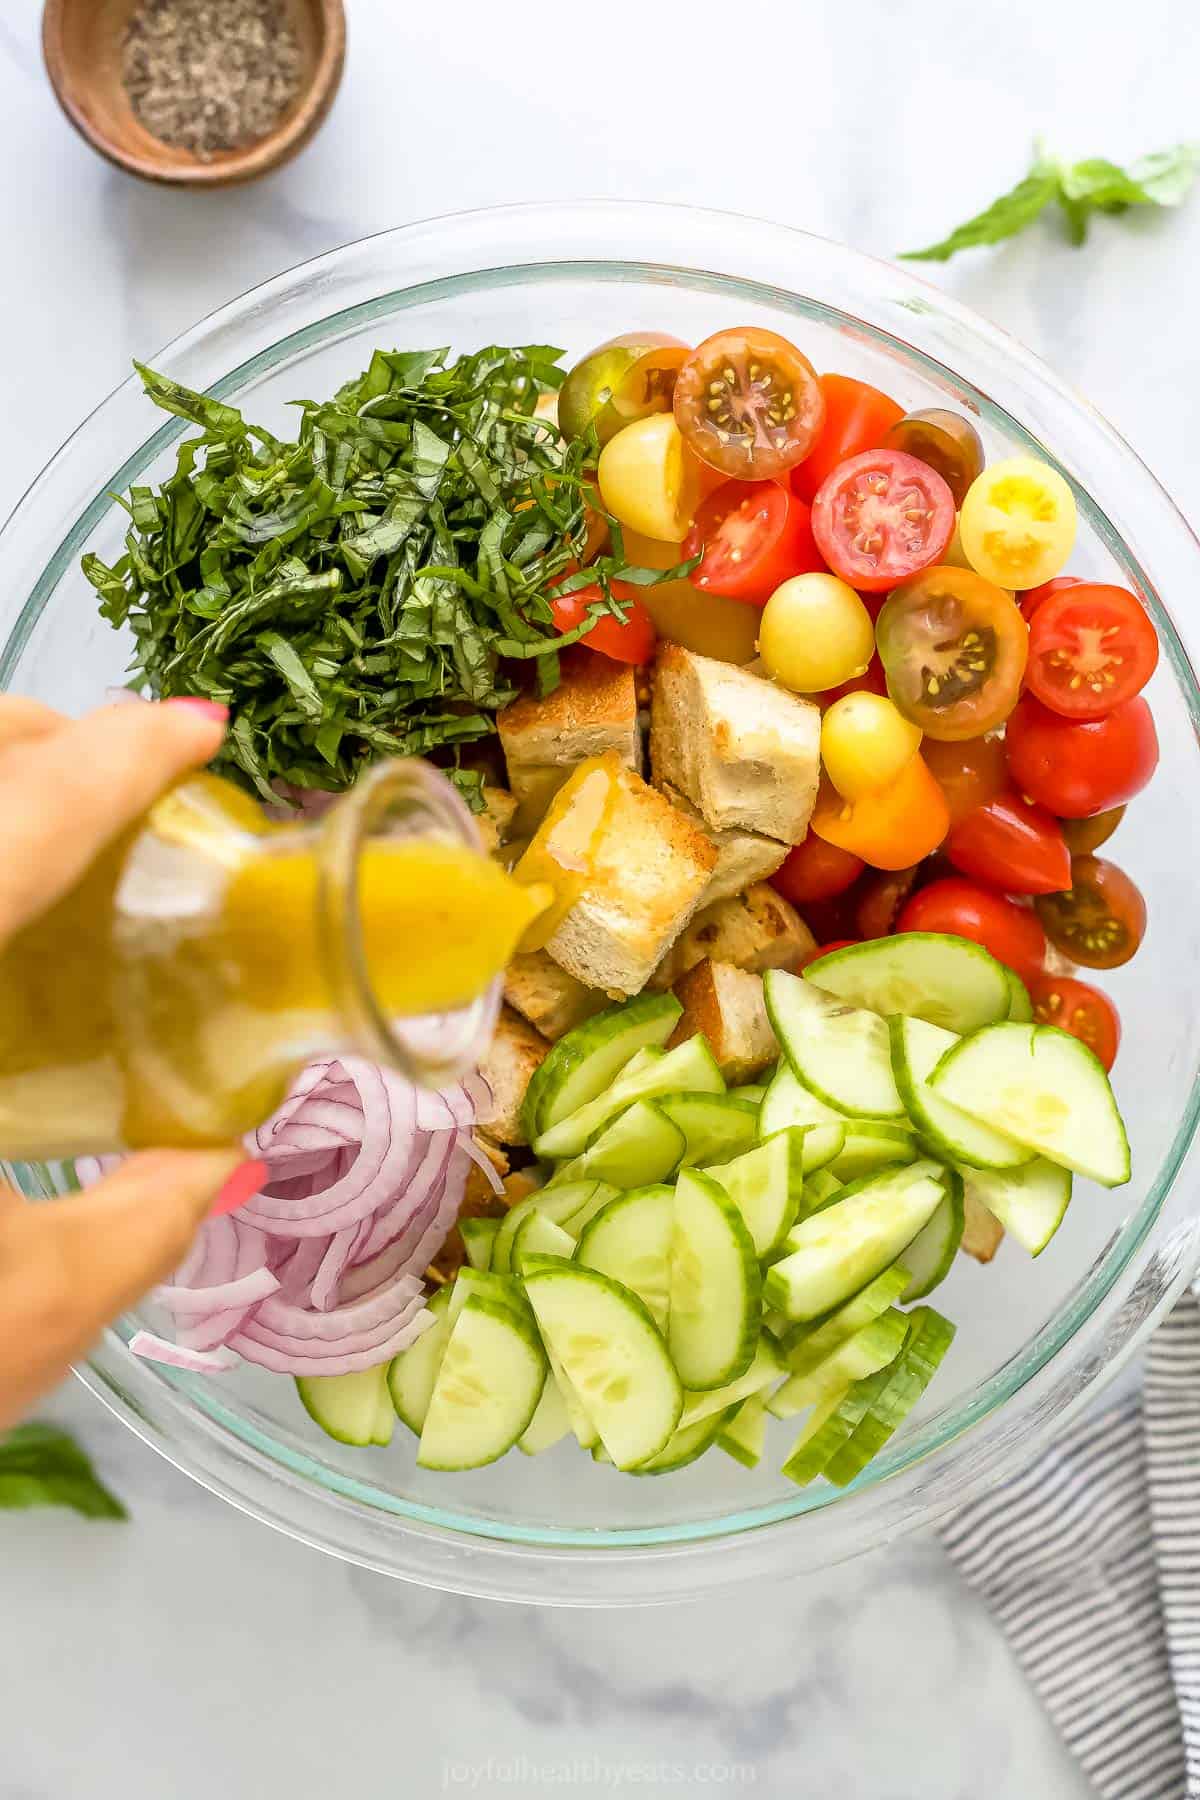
[5,199,1200,1605]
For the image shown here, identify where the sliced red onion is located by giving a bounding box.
[157,1266,280,1315]
[130,1331,240,1374]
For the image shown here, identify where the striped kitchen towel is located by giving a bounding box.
[940,1289,1200,1800]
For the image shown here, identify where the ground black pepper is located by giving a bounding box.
[121,0,304,162]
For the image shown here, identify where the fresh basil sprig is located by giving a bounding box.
[0,1423,127,1520]
[903,140,1200,262]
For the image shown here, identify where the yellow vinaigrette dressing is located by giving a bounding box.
[0,761,552,1159]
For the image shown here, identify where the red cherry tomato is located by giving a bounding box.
[1019,574,1081,626]
[897,878,1046,981]
[819,653,890,706]
[1005,693,1159,818]
[944,788,1071,895]
[855,866,921,939]
[811,450,956,593]
[1028,973,1121,1072]
[798,937,861,971]
[1026,583,1159,720]
[549,581,656,664]
[771,835,864,905]
[683,480,824,606]
[673,328,825,480]
[791,375,905,503]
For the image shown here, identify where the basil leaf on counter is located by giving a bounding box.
[0,1423,127,1521]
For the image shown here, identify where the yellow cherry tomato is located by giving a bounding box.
[597,414,703,542]
[821,692,923,801]
[758,572,875,693]
[958,456,1077,591]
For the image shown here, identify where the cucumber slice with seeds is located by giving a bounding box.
[297,1362,394,1448]
[769,1307,909,1419]
[524,1264,683,1469]
[386,1285,454,1436]
[929,1022,1130,1187]
[522,992,683,1141]
[765,1161,945,1321]
[822,1305,956,1487]
[668,1169,761,1390]
[512,1209,576,1274]
[804,932,1012,1034]
[717,1392,769,1468]
[566,1100,686,1188]
[574,1184,675,1331]
[446,1266,528,1326]
[898,1170,964,1301]
[962,1159,1072,1256]
[705,1128,807,1256]
[417,1295,547,1471]
[533,1034,722,1160]
[765,970,904,1119]
[658,1092,760,1169]
[459,1216,500,1272]
[830,1121,917,1182]
[758,1065,846,1171]
[890,1015,1031,1170]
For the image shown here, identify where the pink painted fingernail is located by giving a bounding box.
[209,1159,268,1217]
[165,697,229,722]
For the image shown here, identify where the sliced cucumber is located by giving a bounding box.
[521,992,683,1141]
[823,1305,956,1487]
[386,1286,454,1436]
[629,1409,731,1475]
[512,1209,576,1274]
[544,1344,599,1450]
[758,1065,846,1171]
[803,931,1012,1034]
[297,1362,393,1448]
[779,1262,912,1368]
[962,1159,1072,1256]
[658,1092,760,1170]
[765,970,904,1119]
[668,1170,762,1390]
[460,1216,500,1272]
[1005,968,1034,1022]
[830,1121,917,1182]
[446,1266,527,1327]
[417,1296,547,1470]
[618,1046,666,1083]
[801,1168,845,1211]
[523,1264,683,1468]
[769,1306,908,1419]
[677,1334,786,1431]
[533,1034,723,1161]
[565,1100,686,1189]
[574,1185,675,1331]
[889,1015,1030,1170]
[765,1162,945,1321]
[706,1128,806,1257]
[492,1187,597,1274]
[929,1021,1130,1187]
[781,1383,880,1487]
[730,1082,767,1108]
[717,1392,769,1468]
[899,1171,964,1301]
[517,1371,572,1455]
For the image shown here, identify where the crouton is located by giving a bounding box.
[498,648,641,816]
[669,960,778,1084]
[651,881,816,990]
[503,947,609,1041]
[961,1192,1005,1263]
[478,785,518,858]
[544,754,717,998]
[477,1006,551,1147]
[650,644,821,843]
[659,782,788,905]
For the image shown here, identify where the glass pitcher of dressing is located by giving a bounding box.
[0,759,549,1160]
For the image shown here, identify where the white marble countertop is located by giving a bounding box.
[2,0,1198,1792]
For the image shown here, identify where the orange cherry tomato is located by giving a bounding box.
[810,755,949,872]
[921,734,1008,824]
[550,581,656,664]
[1028,973,1121,1072]
[673,328,825,480]
[791,375,905,503]
[771,836,864,905]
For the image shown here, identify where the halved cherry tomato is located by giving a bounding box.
[921,734,1008,823]
[1005,694,1158,818]
[959,457,1077,590]
[791,375,904,503]
[1062,805,1125,855]
[855,867,921,939]
[549,581,656,664]
[771,836,864,906]
[1026,583,1159,720]
[883,409,984,508]
[558,333,689,445]
[673,327,825,480]
[798,937,860,971]
[1028,973,1121,1072]
[1035,854,1146,969]
[897,878,1046,981]
[944,788,1070,894]
[810,756,949,872]
[684,481,824,606]
[1019,574,1080,626]
[876,566,1028,740]
[811,450,956,593]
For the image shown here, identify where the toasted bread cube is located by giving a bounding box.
[477,1006,551,1147]
[651,644,821,843]
[503,948,609,1041]
[961,1192,1005,1263]
[498,648,641,814]
[544,757,717,999]
[659,782,788,905]
[478,785,519,858]
[669,960,778,1084]
[651,882,815,991]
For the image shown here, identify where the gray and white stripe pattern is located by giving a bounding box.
[941,1288,1200,1800]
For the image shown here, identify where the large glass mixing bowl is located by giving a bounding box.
[3,203,1200,1606]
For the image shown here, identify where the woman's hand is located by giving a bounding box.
[0,697,263,1429]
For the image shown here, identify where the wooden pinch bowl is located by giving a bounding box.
[42,0,346,187]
